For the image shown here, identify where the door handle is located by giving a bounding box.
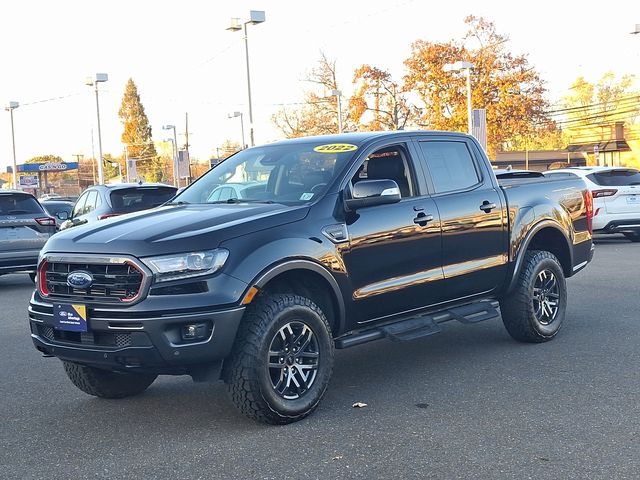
[479,201,497,212]
[413,212,434,226]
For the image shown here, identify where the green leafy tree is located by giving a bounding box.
[561,72,639,128]
[118,78,161,181]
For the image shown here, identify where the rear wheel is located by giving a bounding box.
[224,293,334,424]
[623,232,640,242]
[500,250,567,343]
[63,362,157,399]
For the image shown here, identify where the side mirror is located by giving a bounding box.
[344,179,402,211]
[56,212,69,220]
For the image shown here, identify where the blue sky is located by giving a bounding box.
[1,0,639,170]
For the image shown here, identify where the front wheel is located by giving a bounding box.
[63,362,157,399]
[224,294,334,424]
[500,250,567,343]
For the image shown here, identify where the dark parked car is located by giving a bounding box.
[60,183,178,230]
[0,190,56,280]
[30,131,594,424]
[41,200,74,229]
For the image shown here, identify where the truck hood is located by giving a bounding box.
[44,203,309,257]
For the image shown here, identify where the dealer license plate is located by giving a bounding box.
[53,304,88,332]
[626,195,639,204]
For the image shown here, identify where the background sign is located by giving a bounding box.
[19,175,39,187]
[17,162,79,172]
[178,150,190,179]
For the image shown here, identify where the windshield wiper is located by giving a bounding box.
[207,199,276,205]
[167,200,190,205]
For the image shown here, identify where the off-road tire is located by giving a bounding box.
[623,232,640,243]
[500,250,567,343]
[223,294,334,425]
[63,362,157,399]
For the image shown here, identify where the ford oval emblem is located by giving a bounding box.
[67,271,93,289]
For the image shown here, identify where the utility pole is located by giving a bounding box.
[72,154,84,191]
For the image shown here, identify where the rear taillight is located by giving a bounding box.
[35,217,56,226]
[38,260,49,296]
[583,189,593,234]
[98,213,121,220]
[592,189,618,198]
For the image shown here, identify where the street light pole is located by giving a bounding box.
[443,61,475,135]
[228,10,266,147]
[228,112,246,149]
[163,125,179,187]
[465,68,472,135]
[86,73,108,184]
[5,101,19,189]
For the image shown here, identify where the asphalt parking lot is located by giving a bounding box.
[1,236,639,480]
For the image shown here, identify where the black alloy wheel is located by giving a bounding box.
[268,321,320,400]
[532,269,560,325]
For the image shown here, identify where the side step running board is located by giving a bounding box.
[335,300,499,349]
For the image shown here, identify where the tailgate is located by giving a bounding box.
[0,215,50,252]
[603,186,640,214]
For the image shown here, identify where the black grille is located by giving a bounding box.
[36,324,132,347]
[44,261,143,302]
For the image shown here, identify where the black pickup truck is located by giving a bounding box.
[29,131,594,424]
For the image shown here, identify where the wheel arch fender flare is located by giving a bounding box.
[506,219,573,293]
[250,259,346,334]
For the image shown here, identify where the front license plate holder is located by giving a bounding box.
[53,304,88,332]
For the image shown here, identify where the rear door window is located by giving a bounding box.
[586,169,640,186]
[0,194,43,215]
[110,187,176,212]
[418,141,481,194]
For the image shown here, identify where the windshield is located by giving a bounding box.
[176,142,358,205]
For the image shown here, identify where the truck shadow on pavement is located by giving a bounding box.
[44,318,551,432]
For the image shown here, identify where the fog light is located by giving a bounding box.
[181,323,209,341]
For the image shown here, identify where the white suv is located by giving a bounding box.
[544,166,640,242]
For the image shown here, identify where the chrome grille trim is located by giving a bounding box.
[39,253,152,305]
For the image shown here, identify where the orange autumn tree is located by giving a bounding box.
[349,65,418,131]
[404,15,552,157]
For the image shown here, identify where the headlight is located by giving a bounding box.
[141,249,229,283]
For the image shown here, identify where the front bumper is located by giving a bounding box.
[29,297,245,373]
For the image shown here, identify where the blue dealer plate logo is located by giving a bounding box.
[67,271,93,289]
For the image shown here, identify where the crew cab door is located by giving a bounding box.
[339,141,444,323]
[415,137,508,299]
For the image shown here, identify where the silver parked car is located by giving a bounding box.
[0,191,56,281]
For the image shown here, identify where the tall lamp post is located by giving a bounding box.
[85,73,108,184]
[228,111,246,149]
[162,125,179,187]
[443,61,474,135]
[330,90,343,133]
[227,10,266,147]
[5,101,19,189]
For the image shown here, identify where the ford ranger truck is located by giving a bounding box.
[29,131,594,424]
